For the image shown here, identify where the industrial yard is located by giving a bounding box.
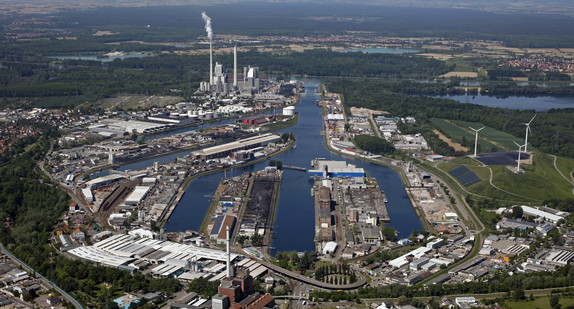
[202,168,283,257]
[310,159,390,258]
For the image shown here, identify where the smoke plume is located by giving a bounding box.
[201,12,213,41]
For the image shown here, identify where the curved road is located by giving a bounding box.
[551,154,574,186]
[257,260,366,290]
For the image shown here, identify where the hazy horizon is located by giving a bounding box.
[2,0,574,17]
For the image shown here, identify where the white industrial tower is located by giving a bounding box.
[233,46,238,88]
[209,41,214,85]
[514,141,525,173]
[522,114,536,153]
[469,126,485,158]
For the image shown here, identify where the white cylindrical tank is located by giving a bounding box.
[283,106,296,116]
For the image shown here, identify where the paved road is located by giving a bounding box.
[258,260,366,290]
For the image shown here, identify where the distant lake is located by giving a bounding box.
[436,93,574,111]
[339,47,419,54]
[48,53,148,62]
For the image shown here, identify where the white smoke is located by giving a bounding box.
[201,12,213,41]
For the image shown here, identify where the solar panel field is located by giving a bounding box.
[438,153,574,202]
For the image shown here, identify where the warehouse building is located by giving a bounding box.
[84,174,125,189]
[309,160,365,178]
[125,186,151,206]
[191,133,280,160]
[521,206,565,224]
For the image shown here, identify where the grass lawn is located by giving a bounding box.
[437,153,574,202]
[555,156,574,183]
[504,296,574,309]
[262,115,298,131]
[447,156,482,166]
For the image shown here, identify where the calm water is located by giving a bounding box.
[437,93,574,111]
[339,47,419,54]
[48,53,148,62]
[164,78,424,252]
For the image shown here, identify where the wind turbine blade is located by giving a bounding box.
[528,126,532,134]
[469,126,476,131]
[513,141,520,147]
[478,127,485,131]
[528,114,537,125]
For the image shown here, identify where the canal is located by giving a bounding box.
[163,78,425,253]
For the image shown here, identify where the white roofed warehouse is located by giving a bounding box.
[191,133,280,160]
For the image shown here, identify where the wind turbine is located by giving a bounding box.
[513,141,525,173]
[522,114,536,153]
[469,126,485,158]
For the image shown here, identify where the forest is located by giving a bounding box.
[0,124,181,308]
[0,50,451,108]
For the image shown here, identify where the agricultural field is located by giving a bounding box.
[451,119,526,151]
[430,118,504,153]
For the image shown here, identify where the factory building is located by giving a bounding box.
[84,174,125,189]
[191,133,280,160]
[82,188,94,204]
[521,205,567,224]
[125,186,151,206]
[243,115,275,126]
[89,119,173,136]
[210,215,237,244]
[309,160,365,178]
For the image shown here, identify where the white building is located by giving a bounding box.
[521,205,564,223]
[322,241,338,255]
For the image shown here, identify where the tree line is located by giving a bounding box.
[327,79,574,159]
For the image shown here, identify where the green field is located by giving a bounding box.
[555,156,574,184]
[448,156,482,166]
[445,57,475,72]
[438,153,574,202]
[451,119,527,151]
[504,296,574,309]
[430,118,504,153]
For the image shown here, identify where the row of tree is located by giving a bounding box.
[311,265,574,302]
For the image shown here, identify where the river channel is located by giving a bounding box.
[160,78,424,253]
[95,78,574,253]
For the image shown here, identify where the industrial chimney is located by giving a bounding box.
[210,41,214,85]
[226,226,232,278]
[233,46,238,88]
